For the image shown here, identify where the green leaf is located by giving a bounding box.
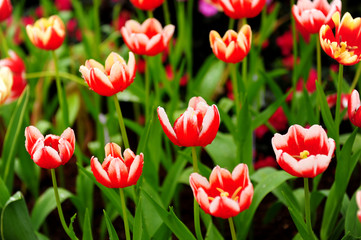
[68,213,79,240]
[55,92,80,128]
[288,206,315,240]
[104,210,120,240]
[0,176,10,209]
[345,190,361,238]
[142,189,196,240]
[1,191,37,240]
[237,170,296,239]
[31,187,73,231]
[1,87,30,189]
[82,209,93,240]
[205,132,237,169]
[316,82,336,139]
[239,99,253,172]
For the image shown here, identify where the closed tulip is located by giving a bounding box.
[272,124,335,178]
[219,0,266,19]
[189,164,253,219]
[25,126,75,169]
[130,0,164,11]
[348,89,361,128]
[121,18,175,56]
[210,25,252,63]
[320,12,361,65]
[0,0,12,22]
[0,66,13,104]
[79,52,136,96]
[26,15,65,50]
[157,96,220,147]
[91,143,144,188]
[292,0,341,34]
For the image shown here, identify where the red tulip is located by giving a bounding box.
[130,0,164,11]
[292,0,341,34]
[26,15,65,50]
[209,25,252,63]
[25,126,75,169]
[219,0,266,19]
[91,143,144,188]
[0,50,26,101]
[189,164,253,219]
[121,18,175,56]
[157,96,220,147]
[272,124,335,178]
[320,12,361,65]
[0,66,13,104]
[0,0,12,22]
[348,89,361,127]
[356,190,361,223]
[79,52,136,96]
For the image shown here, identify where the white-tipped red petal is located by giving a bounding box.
[157,107,179,145]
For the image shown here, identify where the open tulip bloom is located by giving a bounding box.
[219,0,266,19]
[189,164,253,219]
[348,89,361,128]
[0,66,13,104]
[79,52,136,96]
[272,124,335,178]
[25,126,75,169]
[320,12,361,65]
[0,0,12,22]
[130,0,164,11]
[157,96,220,147]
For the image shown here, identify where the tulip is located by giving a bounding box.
[209,25,252,63]
[348,89,361,128]
[25,126,75,169]
[130,0,164,11]
[219,0,266,19]
[121,18,175,56]
[79,52,136,96]
[157,96,220,147]
[357,190,361,223]
[26,15,65,50]
[0,50,26,101]
[189,164,253,219]
[292,0,341,34]
[272,124,335,178]
[91,143,144,188]
[0,66,13,104]
[320,12,361,65]
[0,0,12,22]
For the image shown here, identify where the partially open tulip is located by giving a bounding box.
[292,0,341,34]
[0,66,13,104]
[79,52,136,96]
[210,25,252,63]
[320,12,361,65]
[272,124,335,178]
[25,126,75,169]
[219,0,266,19]
[121,18,175,56]
[356,190,361,223]
[0,50,26,101]
[348,89,361,128]
[26,15,65,50]
[157,96,220,147]
[189,164,253,219]
[130,0,164,11]
[0,0,12,22]
[91,143,144,188]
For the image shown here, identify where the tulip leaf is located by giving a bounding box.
[0,176,10,209]
[31,187,73,231]
[55,92,80,128]
[104,210,120,240]
[345,190,361,238]
[237,170,296,239]
[1,191,37,240]
[68,213,79,240]
[82,209,93,240]
[142,189,196,240]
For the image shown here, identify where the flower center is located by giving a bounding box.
[208,186,243,202]
[300,150,310,159]
[333,41,358,58]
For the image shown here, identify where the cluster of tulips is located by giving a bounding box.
[2,0,361,239]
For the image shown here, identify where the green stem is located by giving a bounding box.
[335,63,343,159]
[230,63,240,116]
[119,188,131,240]
[304,178,313,237]
[191,146,203,240]
[162,0,171,25]
[350,62,361,92]
[228,18,235,30]
[290,0,298,88]
[52,51,69,127]
[93,0,101,60]
[147,10,153,18]
[145,56,151,121]
[25,71,88,86]
[228,217,237,240]
[51,169,72,238]
[113,95,130,149]
[242,57,248,92]
[0,25,8,58]
[316,34,322,85]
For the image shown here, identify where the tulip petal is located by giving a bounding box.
[209,196,240,219]
[33,146,62,169]
[157,107,179,145]
[127,154,144,186]
[91,157,113,188]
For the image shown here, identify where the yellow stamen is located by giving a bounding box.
[333,41,358,58]
[231,186,243,200]
[300,150,310,159]
[208,196,214,201]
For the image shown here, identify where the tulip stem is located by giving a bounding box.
[316,34,322,85]
[228,217,237,240]
[162,0,171,25]
[119,188,131,240]
[191,146,199,173]
[335,63,343,158]
[350,62,361,92]
[147,11,153,18]
[230,63,240,117]
[51,169,73,239]
[113,95,130,149]
[304,178,313,237]
[228,18,235,30]
[52,50,69,128]
[191,146,203,240]
[25,71,88,86]
[0,26,8,58]
[145,56,151,121]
